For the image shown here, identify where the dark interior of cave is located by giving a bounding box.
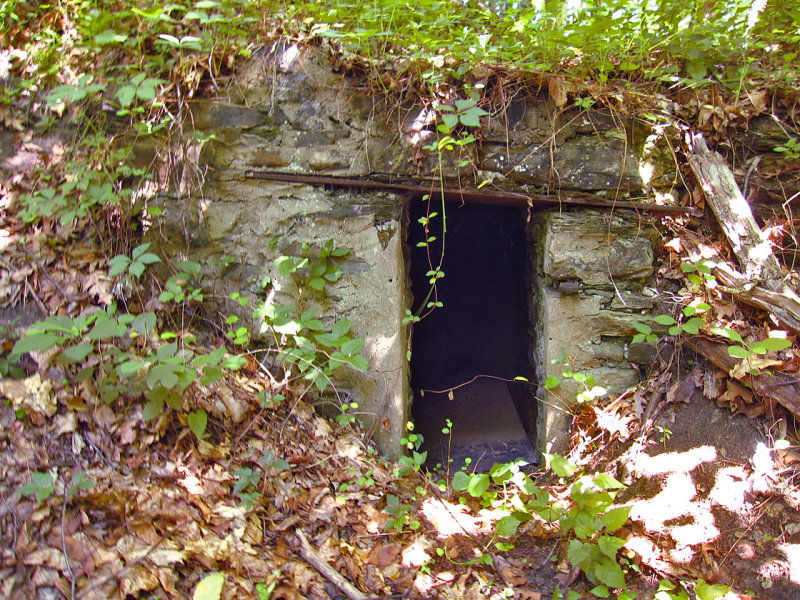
[408,197,536,470]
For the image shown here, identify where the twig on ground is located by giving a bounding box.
[21,247,70,300]
[294,528,368,600]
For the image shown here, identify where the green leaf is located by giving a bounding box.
[188,410,208,439]
[192,347,226,367]
[451,471,469,491]
[129,261,146,279]
[441,113,459,131]
[142,396,164,421]
[633,322,652,335]
[116,85,136,107]
[682,317,705,335]
[710,327,743,344]
[601,506,631,531]
[468,473,491,497]
[496,515,521,537]
[545,453,577,477]
[11,333,60,360]
[654,314,677,325]
[59,343,94,365]
[459,107,488,127]
[544,376,560,389]
[694,579,730,600]
[193,572,225,600]
[572,510,597,539]
[727,345,752,359]
[136,252,162,265]
[340,338,364,355]
[592,556,627,589]
[147,363,181,389]
[750,337,792,353]
[566,539,593,567]
[132,312,157,336]
[108,254,131,277]
[592,472,625,490]
[331,319,351,338]
[94,29,128,45]
[87,317,126,340]
[596,535,626,559]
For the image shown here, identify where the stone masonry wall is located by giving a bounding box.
[145,45,674,459]
[533,211,657,455]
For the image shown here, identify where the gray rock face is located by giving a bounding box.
[143,48,667,459]
[533,211,657,455]
[484,135,643,191]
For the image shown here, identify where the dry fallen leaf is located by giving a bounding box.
[0,374,56,417]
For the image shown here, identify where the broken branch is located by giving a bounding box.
[294,529,368,600]
[687,132,787,288]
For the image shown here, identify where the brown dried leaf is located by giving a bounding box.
[548,76,568,109]
[0,374,56,417]
[666,367,702,404]
[746,89,769,113]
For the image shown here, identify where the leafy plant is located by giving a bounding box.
[710,326,793,360]
[335,401,359,426]
[17,469,94,504]
[396,421,427,476]
[18,471,56,503]
[232,467,262,509]
[9,252,246,440]
[158,261,204,304]
[109,242,163,282]
[545,352,608,403]
[383,494,420,532]
[774,137,800,161]
[447,454,632,595]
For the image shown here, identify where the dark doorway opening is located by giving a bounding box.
[409,198,536,471]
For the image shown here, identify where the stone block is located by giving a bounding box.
[190,101,274,131]
[543,211,654,286]
[483,133,643,191]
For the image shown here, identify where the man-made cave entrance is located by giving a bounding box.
[409,198,537,471]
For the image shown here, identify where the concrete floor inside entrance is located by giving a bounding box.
[408,199,536,471]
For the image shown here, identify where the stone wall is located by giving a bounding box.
[146,45,671,459]
[533,211,657,454]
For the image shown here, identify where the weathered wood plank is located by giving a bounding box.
[687,132,787,288]
[687,337,800,418]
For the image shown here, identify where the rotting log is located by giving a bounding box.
[682,232,800,335]
[243,170,698,215]
[687,132,800,333]
[686,337,800,418]
[687,133,792,289]
[713,262,800,334]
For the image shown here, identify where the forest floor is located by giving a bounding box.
[3,53,800,600]
[2,325,800,600]
[2,128,800,599]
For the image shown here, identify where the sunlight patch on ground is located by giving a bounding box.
[778,544,800,585]
[633,444,717,476]
[402,537,432,567]
[420,497,484,538]
[709,465,752,513]
[176,462,204,495]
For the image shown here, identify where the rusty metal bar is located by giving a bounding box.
[243,170,697,215]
